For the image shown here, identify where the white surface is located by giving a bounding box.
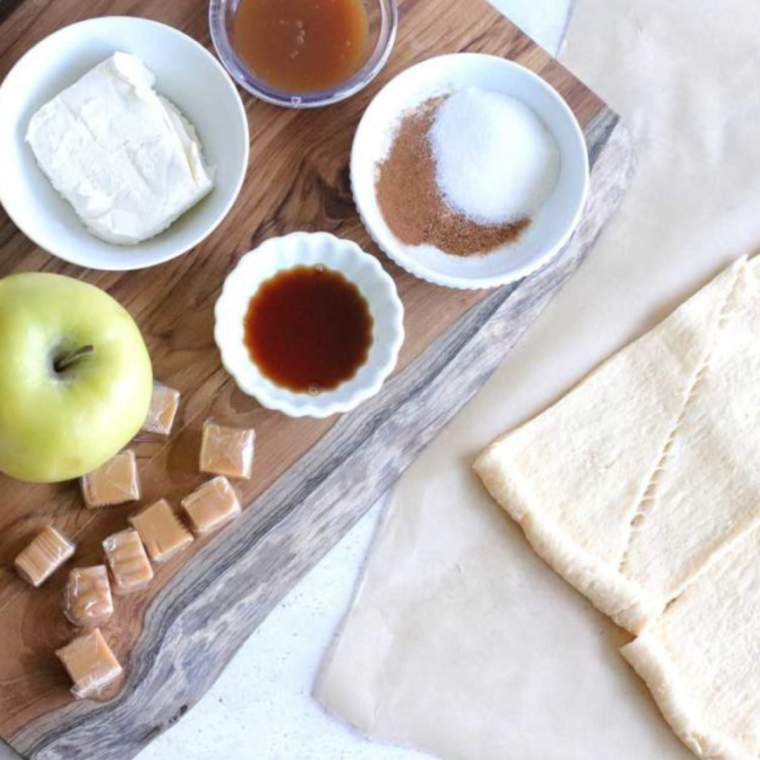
[27,52,214,245]
[142,507,424,760]
[0,2,570,758]
[214,232,404,418]
[0,17,248,271]
[351,53,588,290]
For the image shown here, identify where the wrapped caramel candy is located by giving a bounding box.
[142,382,181,436]
[81,450,140,508]
[103,529,154,595]
[56,628,122,700]
[129,500,194,564]
[15,526,75,587]
[64,566,114,628]
[181,477,242,536]
[199,421,255,479]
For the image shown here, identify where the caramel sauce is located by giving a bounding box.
[244,266,373,394]
[232,0,370,94]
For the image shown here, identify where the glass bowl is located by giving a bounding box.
[209,0,398,108]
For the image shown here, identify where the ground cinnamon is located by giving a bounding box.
[375,98,530,257]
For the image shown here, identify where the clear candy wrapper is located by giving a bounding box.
[56,628,122,700]
[181,476,242,536]
[64,566,114,628]
[199,421,255,479]
[15,526,76,587]
[129,499,194,564]
[81,450,141,508]
[103,529,155,595]
[142,382,181,436]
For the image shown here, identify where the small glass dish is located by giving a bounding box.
[209,0,398,109]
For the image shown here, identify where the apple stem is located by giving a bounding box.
[54,345,95,373]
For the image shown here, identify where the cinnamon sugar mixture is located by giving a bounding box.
[375,98,530,257]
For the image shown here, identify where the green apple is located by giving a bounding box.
[0,273,153,483]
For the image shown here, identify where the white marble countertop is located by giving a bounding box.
[0,2,570,758]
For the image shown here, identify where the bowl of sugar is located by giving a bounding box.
[351,53,589,289]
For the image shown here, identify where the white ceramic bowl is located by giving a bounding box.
[214,233,404,418]
[351,53,589,290]
[0,17,250,271]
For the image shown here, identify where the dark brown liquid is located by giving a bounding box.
[232,0,370,94]
[244,265,373,394]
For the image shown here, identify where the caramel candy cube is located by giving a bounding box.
[64,566,114,628]
[129,500,194,564]
[81,450,140,508]
[181,477,242,536]
[103,529,154,595]
[56,628,122,700]
[15,526,75,587]
[142,382,181,436]
[199,422,255,479]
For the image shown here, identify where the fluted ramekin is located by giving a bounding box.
[214,232,404,418]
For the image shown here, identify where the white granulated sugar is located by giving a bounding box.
[430,87,560,225]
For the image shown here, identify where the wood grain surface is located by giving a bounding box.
[0,0,633,757]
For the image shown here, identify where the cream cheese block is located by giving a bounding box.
[26,52,214,245]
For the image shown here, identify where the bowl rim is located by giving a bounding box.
[214,231,405,418]
[351,53,590,290]
[0,16,250,272]
[208,0,399,109]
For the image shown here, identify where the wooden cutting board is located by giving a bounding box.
[0,0,633,757]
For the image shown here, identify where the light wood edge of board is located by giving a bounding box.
[10,112,633,760]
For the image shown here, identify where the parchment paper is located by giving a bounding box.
[315,1,760,758]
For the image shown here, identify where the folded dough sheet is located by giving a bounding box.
[476,256,760,760]
[476,257,760,633]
